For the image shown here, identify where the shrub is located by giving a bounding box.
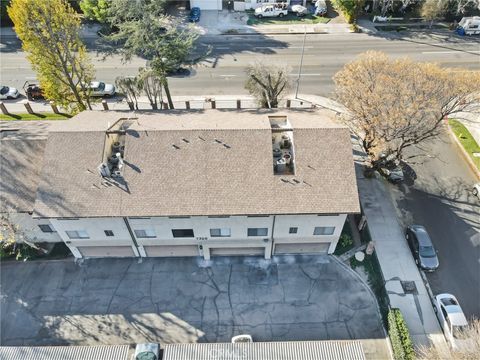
[388,308,415,360]
[331,0,365,24]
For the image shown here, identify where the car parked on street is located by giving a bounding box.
[291,4,309,17]
[189,7,201,22]
[0,86,20,100]
[89,81,116,97]
[405,225,439,272]
[255,4,288,18]
[434,293,470,350]
[314,0,328,16]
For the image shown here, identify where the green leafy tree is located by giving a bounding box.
[106,1,198,109]
[245,62,291,108]
[331,0,365,24]
[8,0,94,113]
[80,0,111,23]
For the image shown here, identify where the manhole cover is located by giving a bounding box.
[401,281,418,294]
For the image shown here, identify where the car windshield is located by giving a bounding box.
[97,82,105,91]
[0,86,9,95]
[419,245,436,258]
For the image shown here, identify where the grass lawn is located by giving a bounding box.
[247,13,330,26]
[449,119,480,171]
[0,112,70,121]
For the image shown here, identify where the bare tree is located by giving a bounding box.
[417,318,480,360]
[245,62,291,108]
[334,51,480,169]
[138,68,163,110]
[421,0,446,28]
[115,76,141,110]
[0,214,45,260]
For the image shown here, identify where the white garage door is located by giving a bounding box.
[78,246,135,257]
[274,243,330,255]
[191,0,222,10]
[210,247,265,257]
[144,245,199,257]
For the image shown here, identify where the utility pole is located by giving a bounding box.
[295,27,307,99]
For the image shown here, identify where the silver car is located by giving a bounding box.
[405,225,439,271]
[0,86,20,100]
[89,81,115,97]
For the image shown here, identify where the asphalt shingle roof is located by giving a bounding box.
[30,109,360,217]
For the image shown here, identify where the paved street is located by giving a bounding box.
[389,133,480,318]
[0,255,385,346]
[1,31,479,98]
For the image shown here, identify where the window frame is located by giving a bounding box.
[134,229,156,238]
[65,230,90,239]
[247,228,268,237]
[289,227,298,234]
[313,226,335,236]
[104,230,114,237]
[172,229,195,238]
[210,228,231,237]
[38,224,54,233]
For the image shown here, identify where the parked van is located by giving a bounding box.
[254,4,288,18]
[457,16,480,35]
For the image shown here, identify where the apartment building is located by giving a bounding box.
[1,109,359,260]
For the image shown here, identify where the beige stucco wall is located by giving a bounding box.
[3,212,61,243]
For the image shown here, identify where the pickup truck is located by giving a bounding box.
[254,4,288,18]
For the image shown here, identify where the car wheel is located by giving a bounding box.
[6,96,13,100]
[415,259,419,265]
[405,233,409,240]
[279,13,284,18]
[473,188,478,196]
[257,14,263,19]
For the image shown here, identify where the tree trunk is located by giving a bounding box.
[162,77,174,109]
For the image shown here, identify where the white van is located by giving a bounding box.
[457,16,480,35]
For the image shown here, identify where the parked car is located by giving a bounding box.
[89,81,116,97]
[434,294,469,350]
[231,334,253,343]
[189,7,201,22]
[0,86,20,100]
[134,343,159,360]
[314,0,328,16]
[255,4,288,18]
[23,81,44,101]
[473,183,480,198]
[377,153,404,183]
[291,4,309,17]
[457,16,480,36]
[405,225,439,272]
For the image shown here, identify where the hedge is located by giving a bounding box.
[388,308,415,360]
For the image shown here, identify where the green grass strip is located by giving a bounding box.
[449,119,480,170]
[0,112,70,121]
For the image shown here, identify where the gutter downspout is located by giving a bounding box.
[123,217,141,257]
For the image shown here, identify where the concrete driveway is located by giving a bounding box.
[1,255,384,346]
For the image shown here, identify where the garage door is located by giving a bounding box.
[274,243,330,255]
[144,245,199,257]
[210,247,265,257]
[191,0,221,10]
[78,246,135,257]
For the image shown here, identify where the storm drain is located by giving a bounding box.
[401,281,418,294]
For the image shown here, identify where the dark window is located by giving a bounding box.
[313,226,335,235]
[289,227,298,234]
[104,230,114,237]
[134,229,156,238]
[38,224,54,233]
[172,229,194,238]
[247,228,268,236]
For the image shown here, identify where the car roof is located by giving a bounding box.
[410,226,433,246]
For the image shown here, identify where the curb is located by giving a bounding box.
[447,124,480,180]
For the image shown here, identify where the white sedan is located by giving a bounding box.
[434,293,470,350]
[0,86,20,100]
[89,81,115,97]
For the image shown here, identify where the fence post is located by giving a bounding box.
[0,102,8,115]
[127,101,134,110]
[102,100,109,111]
[24,101,34,114]
[50,101,60,114]
[236,99,241,109]
[185,100,190,110]
[286,99,291,108]
[162,101,169,110]
[211,99,216,109]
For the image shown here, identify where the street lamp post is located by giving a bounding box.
[295,27,307,99]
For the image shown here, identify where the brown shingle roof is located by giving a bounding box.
[33,109,360,217]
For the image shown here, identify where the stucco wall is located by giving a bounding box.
[5,212,61,243]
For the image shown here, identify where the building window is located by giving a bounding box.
[172,229,194,238]
[38,224,54,233]
[247,228,268,236]
[313,226,335,235]
[104,230,114,237]
[134,229,156,238]
[65,230,89,239]
[289,227,298,234]
[210,228,231,237]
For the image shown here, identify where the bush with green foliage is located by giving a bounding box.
[388,308,415,360]
[331,0,365,24]
[80,0,111,23]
